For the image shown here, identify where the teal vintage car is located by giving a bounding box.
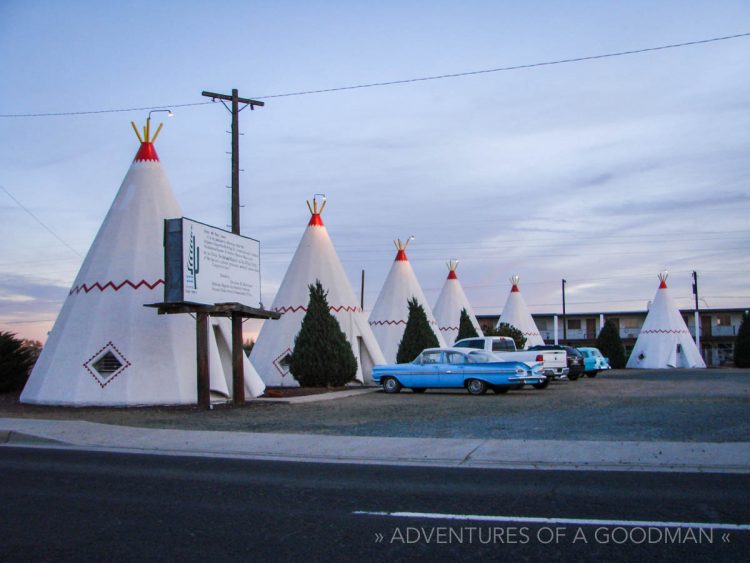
[577,347,611,377]
[372,348,547,395]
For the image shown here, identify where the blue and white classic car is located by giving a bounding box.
[372,348,548,395]
[576,347,611,377]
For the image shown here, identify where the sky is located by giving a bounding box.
[1,0,749,343]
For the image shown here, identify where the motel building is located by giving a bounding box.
[477,307,748,367]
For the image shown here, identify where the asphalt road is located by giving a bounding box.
[0,447,747,561]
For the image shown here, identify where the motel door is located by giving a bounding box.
[586,319,596,339]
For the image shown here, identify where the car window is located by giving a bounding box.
[467,351,494,363]
[491,339,515,352]
[420,351,443,364]
[453,340,469,348]
[579,350,589,358]
[445,352,466,365]
[592,349,602,357]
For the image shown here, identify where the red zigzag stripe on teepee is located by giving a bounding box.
[369,320,440,327]
[640,329,689,334]
[70,279,164,295]
[273,305,362,314]
[439,326,460,331]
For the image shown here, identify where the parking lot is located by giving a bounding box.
[2,368,749,442]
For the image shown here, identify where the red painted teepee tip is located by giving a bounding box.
[393,237,413,262]
[306,197,327,227]
[658,271,669,289]
[134,142,159,162]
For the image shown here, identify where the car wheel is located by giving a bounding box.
[382,377,402,394]
[568,372,580,381]
[412,388,426,393]
[587,371,598,378]
[466,379,487,395]
[492,386,509,394]
[533,379,550,390]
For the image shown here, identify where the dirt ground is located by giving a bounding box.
[2,369,749,442]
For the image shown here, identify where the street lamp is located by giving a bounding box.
[149,109,173,120]
[144,109,173,143]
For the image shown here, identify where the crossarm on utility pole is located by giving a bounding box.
[201,91,265,108]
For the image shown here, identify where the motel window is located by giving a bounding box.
[567,319,581,330]
[716,314,731,326]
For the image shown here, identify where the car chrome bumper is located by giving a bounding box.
[508,376,546,384]
[542,367,569,377]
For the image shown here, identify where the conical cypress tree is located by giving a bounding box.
[289,280,358,387]
[456,308,479,341]
[734,312,750,368]
[596,319,626,368]
[396,297,440,363]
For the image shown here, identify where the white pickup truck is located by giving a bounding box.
[454,336,569,380]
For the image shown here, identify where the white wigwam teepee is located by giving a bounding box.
[369,238,446,362]
[626,272,705,369]
[250,198,385,387]
[433,260,483,345]
[21,120,265,405]
[497,275,544,349]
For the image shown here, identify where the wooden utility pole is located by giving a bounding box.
[196,312,210,407]
[693,270,701,356]
[201,89,265,405]
[561,279,567,344]
[360,270,365,311]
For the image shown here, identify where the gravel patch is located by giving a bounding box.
[1,369,749,442]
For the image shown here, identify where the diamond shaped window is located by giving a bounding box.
[83,342,130,388]
[273,348,292,377]
[92,351,123,378]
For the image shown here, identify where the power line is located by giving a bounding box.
[254,32,750,99]
[0,101,212,119]
[0,184,82,257]
[2,32,748,118]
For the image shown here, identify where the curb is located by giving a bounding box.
[1,429,66,446]
[256,387,378,404]
[1,418,749,474]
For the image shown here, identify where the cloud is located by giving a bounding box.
[0,274,67,319]
[593,191,750,217]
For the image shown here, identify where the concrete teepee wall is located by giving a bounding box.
[497,275,544,349]
[21,121,265,405]
[433,260,483,345]
[369,238,446,362]
[251,198,385,386]
[626,272,706,369]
